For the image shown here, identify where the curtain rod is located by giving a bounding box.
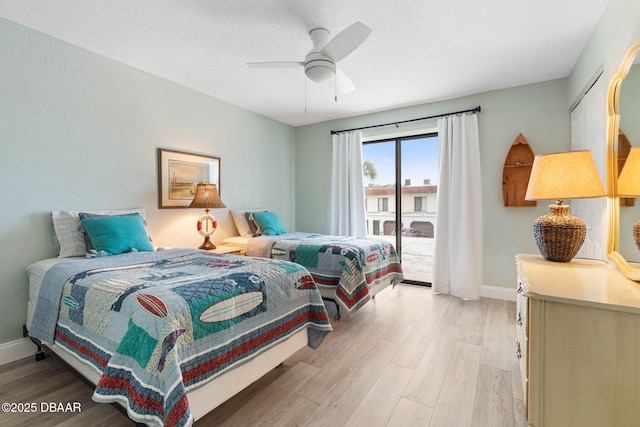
[330,106,481,135]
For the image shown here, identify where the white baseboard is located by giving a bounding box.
[481,284,516,302]
[0,337,36,366]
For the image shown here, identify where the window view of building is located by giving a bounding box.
[364,181,436,237]
[362,134,437,284]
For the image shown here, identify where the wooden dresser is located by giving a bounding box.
[515,254,640,427]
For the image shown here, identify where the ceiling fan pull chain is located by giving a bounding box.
[335,72,338,102]
[305,74,308,114]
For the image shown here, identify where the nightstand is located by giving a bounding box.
[211,245,244,255]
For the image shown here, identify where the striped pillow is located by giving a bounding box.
[230,209,267,237]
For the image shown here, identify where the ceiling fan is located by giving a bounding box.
[247,21,372,96]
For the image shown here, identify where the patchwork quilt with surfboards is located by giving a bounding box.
[245,233,404,316]
[28,249,331,427]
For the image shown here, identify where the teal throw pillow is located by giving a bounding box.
[79,212,141,252]
[252,211,286,236]
[81,215,154,256]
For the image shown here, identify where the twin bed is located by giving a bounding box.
[26,209,403,426]
[224,232,404,319]
[227,209,404,319]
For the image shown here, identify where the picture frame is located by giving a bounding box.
[157,148,221,208]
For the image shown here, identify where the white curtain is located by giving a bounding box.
[432,113,482,299]
[329,131,367,236]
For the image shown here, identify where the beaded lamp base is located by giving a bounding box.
[533,204,586,262]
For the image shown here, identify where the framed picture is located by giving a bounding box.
[157,148,221,208]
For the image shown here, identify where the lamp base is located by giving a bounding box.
[634,221,640,252]
[199,236,216,250]
[533,204,586,262]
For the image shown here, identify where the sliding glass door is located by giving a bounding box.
[362,133,438,285]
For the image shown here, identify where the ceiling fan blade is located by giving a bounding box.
[334,69,356,94]
[247,61,304,69]
[321,22,372,62]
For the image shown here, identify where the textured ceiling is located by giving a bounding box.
[0,0,610,126]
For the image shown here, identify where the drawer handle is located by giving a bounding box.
[516,312,522,326]
[516,342,522,359]
[516,281,523,294]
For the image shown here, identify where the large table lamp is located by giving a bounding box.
[617,146,640,250]
[525,150,606,262]
[189,183,226,250]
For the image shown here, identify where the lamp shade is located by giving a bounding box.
[525,150,606,201]
[524,150,605,262]
[189,183,226,209]
[616,146,640,252]
[618,146,640,197]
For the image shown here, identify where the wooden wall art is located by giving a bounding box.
[502,133,536,207]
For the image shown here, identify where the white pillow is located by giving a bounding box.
[51,208,146,257]
[230,209,266,237]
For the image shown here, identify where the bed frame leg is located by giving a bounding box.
[35,348,46,361]
[25,330,47,361]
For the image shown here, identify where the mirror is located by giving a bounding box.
[609,41,640,264]
[618,57,640,261]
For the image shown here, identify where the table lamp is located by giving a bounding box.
[525,150,606,262]
[617,146,640,250]
[189,183,226,250]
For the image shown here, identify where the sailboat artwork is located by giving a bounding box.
[158,149,221,208]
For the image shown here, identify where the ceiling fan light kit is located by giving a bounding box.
[304,54,336,83]
[304,28,336,83]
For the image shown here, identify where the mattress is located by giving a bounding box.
[223,236,252,248]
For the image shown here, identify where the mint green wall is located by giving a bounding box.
[568,0,640,108]
[620,66,640,154]
[0,18,295,345]
[295,79,571,290]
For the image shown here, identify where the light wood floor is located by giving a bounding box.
[0,284,527,426]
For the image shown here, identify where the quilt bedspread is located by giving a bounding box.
[29,249,331,427]
[246,233,404,315]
